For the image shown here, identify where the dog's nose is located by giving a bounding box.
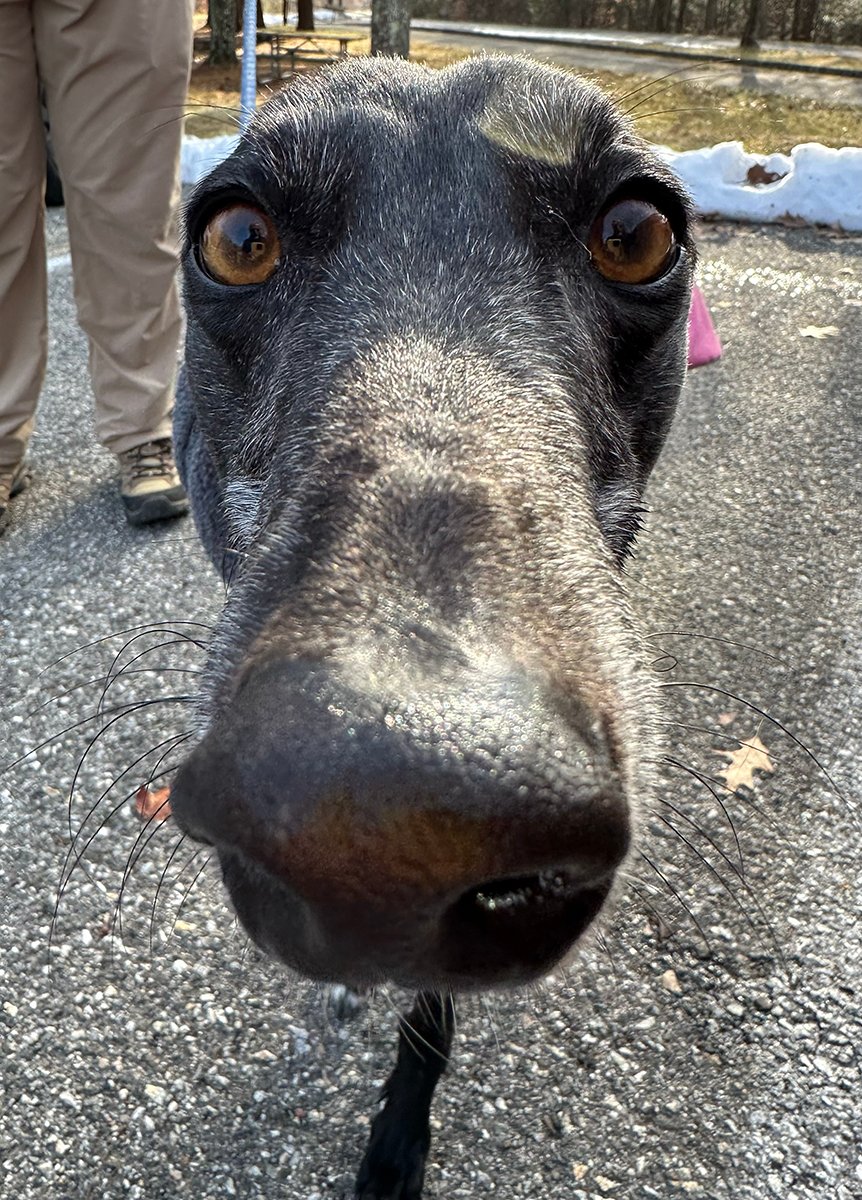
[169,657,630,986]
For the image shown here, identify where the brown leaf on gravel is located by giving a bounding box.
[715,735,775,794]
[134,784,172,822]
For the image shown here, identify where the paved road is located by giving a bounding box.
[335,11,862,104]
[409,24,862,106]
[406,20,862,60]
[1,216,860,1200]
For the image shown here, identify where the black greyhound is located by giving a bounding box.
[170,54,695,1199]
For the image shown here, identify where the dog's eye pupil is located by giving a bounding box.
[589,199,675,285]
[198,204,281,285]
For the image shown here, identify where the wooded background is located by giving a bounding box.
[200,0,861,65]
[411,0,862,44]
[203,0,413,60]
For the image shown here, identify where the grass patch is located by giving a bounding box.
[186,35,862,152]
[583,68,862,152]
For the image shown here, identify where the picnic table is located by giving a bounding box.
[192,27,363,81]
[253,28,363,79]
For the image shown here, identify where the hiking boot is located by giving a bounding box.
[118,437,189,526]
[0,460,31,535]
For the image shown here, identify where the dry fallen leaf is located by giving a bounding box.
[134,784,172,822]
[798,325,840,339]
[715,734,775,793]
[745,163,785,187]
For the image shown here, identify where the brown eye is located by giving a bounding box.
[198,203,280,285]
[589,198,675,284]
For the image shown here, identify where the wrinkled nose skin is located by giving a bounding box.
[169,657,631,991]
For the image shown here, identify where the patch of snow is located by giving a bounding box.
[263,8,347,25]
[657,141,862,231]
[180,134,862,231]
[182,134,240,185]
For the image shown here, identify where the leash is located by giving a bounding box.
[240,0,258,131]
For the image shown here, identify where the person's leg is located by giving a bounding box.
[0,0,47,525]
[36,0,193,520]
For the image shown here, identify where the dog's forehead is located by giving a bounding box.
[250,54,625,170]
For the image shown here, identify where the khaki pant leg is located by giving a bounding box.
[35,0,193,455]
[0,0,47,470]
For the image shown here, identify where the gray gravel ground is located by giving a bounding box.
[1,215,860,1200]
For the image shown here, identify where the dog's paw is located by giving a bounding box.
[353,1108,430,1199]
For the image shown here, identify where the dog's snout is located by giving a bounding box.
[170,54,698,1191]
[170,657,629,988]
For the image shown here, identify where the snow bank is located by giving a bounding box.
[182,134,240,185]
[656,142,862,232]
[180,135,862,231]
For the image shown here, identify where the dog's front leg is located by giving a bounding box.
[354,990,455,1200]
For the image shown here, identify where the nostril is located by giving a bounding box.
[440,868,613,984]
[469,868,585,913]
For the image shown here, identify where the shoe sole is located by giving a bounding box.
[0,465,32,535]
[122,487,190,526]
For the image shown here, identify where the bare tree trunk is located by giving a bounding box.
[776,0,789,39]
[371,0,412,56]
[296,0,315,29]
[208,0,238,63]
[676,0,689,32]
[631,0,650,31]
[792,0,819,40]
[740,0,762,47]
[206,0,263,31]
[205,0,265,62]
[650,0,673,32]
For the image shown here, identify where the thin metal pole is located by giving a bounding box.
[240,0,258,131]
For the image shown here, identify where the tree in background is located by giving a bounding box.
[296,0,315,29]
[207,0,238,63]
[206,0,264,66]
[740,0,763,47]
[651,0,674,32]
[792,0,820,40]
[372,0,413,56]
